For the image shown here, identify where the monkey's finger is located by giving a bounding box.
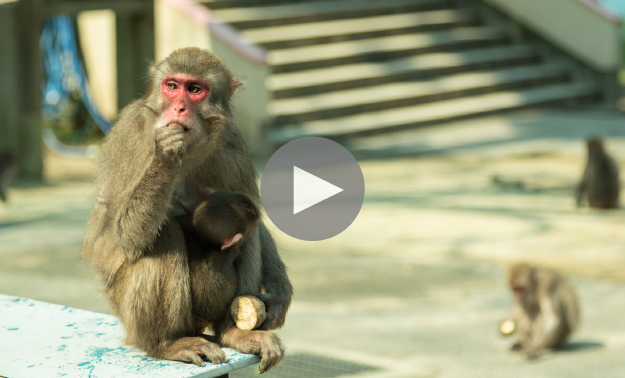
[157,132,187,149]
[256,313,277,331]
[155,126,185,138]
[181,350,206,366]
[158,133,187,148]
[198,343,228,365]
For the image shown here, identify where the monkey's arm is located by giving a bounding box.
[113,158,179,257]
[525,292,564,357]
[256,222,293,330]
[104,111,187,259]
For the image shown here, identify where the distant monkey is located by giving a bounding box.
[0,151,16,202]
[82,48,292,372]
[576,138,619,209]
[503,263,580,358]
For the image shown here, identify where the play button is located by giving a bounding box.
[261,137,365,241]
[293,166,343,214]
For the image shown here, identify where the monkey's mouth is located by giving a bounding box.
[167,122,191,132]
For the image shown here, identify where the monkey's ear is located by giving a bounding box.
[222,233,243,250]
[229,78,243,98]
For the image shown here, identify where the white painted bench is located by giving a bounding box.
[0,294,259,377]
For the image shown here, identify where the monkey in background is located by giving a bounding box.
[502,263,579,358]
[576,138,619,209]
[0,151,16,202]
[82,48,292,372]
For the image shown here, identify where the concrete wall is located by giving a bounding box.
[482,0,622,73]
[77,10,117,119]
[211,36,271,154]
[154,0,211,61]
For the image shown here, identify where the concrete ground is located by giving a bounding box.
[2,108,625,377]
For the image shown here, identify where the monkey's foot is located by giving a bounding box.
[221,329,284,373]
[158,337,227,366]
[510,342,523,352]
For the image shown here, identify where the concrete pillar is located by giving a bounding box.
[116,0,155,110]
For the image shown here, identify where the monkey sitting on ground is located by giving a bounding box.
[502,263,580,358]
[82,48,292,373]
[0,151,16,202]
[576,138,620,209]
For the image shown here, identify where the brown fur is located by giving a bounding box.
[82,48,292,372]
[577,138,620,209]
[505,263,580,358]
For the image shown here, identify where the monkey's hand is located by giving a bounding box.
[158,336,227,366]
[156,126,188,164]
[219,327,285,374]
[255,293,289,331]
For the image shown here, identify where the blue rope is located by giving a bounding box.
[40,14,113,135]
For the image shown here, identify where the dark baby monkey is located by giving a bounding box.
[175,190,263,338]
[576,138,619,209]
[82,48,291,372]
[502,263,579,358]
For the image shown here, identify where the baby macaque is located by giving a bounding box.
[502,263,580,358]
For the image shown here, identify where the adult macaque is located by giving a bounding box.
[576,138,620,209]
[502,263,579,358]
[0,151,16,202]
[82,48,292,372]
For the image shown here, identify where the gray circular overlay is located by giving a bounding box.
[261,137,365,241]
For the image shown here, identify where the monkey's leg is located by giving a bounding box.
[111,220,227,366]
[255,222,293,331]
[216,317,284,374]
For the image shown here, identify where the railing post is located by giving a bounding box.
[0,3,20,158]
[116,0,155,110]
[15,0,44,180]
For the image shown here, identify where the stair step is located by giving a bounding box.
[213,0,451,29]
[202,0,332,10]
[240,9,477,49]
[269,45,539,98]
[269,83,600,142]
[270,63,571,124]
[269,27,507,73]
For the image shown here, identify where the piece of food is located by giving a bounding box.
[231,296,266,330]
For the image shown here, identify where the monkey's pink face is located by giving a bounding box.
[155,75,210,147]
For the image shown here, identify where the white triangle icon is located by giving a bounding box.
[293,166,343,214]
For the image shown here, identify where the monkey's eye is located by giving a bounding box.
[167,82,178,91]
[189,85,202,94]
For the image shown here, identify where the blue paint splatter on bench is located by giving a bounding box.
[0,293,260,378]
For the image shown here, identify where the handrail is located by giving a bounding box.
[575,0,621,24]
[155,0,268,65]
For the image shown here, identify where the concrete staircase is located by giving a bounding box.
[205,0,602,143]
